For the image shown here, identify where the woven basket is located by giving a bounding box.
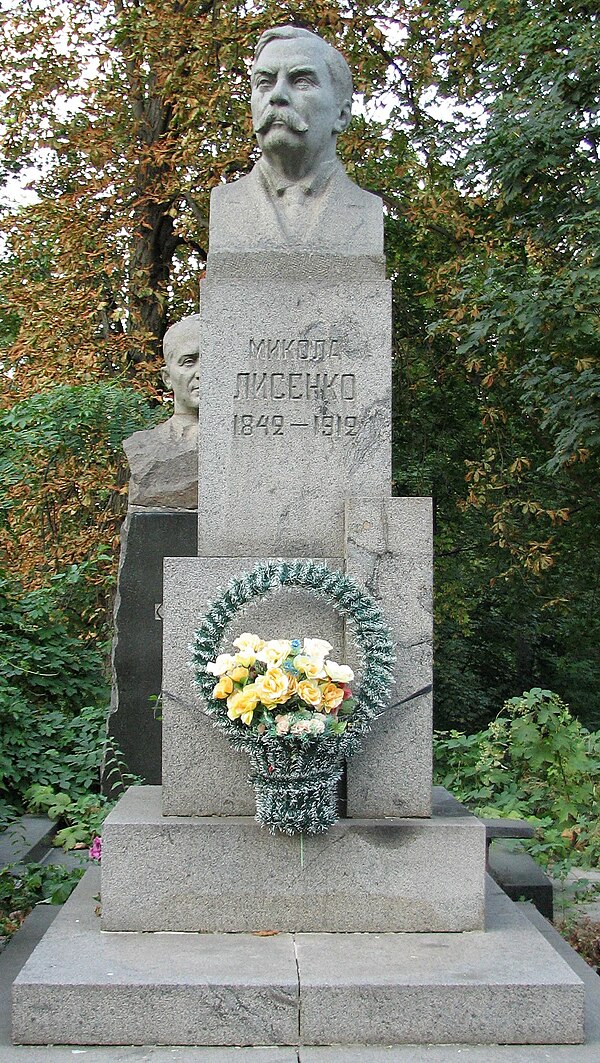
[249,741,346,835]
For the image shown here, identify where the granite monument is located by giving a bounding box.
[12,25,585,1051]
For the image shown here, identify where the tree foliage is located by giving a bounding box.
[0,0,598,730]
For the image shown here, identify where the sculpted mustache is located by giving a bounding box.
[255,109,309,134]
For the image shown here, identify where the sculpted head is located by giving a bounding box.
[161,314,200,417]
[251,26,353,178]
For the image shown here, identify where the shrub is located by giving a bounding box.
[434,688,600,871]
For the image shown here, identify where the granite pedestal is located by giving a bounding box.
[12,870,584,1047]
[101,786,485,933]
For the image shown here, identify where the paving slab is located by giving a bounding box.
[0,818,56,868]
[12,869,299,1047]
[296,881,584,1046]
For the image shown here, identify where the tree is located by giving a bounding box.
[1,0,598,729]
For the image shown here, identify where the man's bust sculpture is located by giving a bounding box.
[209,25,383,255]
[123,315,200,509]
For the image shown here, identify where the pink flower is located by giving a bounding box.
[89,836,102,863]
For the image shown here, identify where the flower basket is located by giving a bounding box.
[248,736,347,835]
[192,559,395,836]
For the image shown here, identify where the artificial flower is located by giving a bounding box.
[293,654,326,679]
[227,683,260,723]
[206,653,237,676]
[297,680,323,707]
[303,638,333,660]
[321,681,344,711]
[291,718,313,735]
[235,648,256,667]
[257,639,292,668]
[255,666,289,704]
[279,674,298,703]
[275,713,291,735]
[310,716,326,735]
[229,664,249,683]
[233,632,265,653]
[213,675,234,699]
[324,660,354,683]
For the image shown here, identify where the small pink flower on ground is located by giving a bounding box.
[89,836,102,862]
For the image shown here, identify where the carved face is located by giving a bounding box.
[162,333,200,416]
[251,37,350,170]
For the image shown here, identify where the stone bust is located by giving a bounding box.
[209,25,383,255]
[123,315,200,509]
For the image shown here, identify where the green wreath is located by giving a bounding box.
[193,558,395,834]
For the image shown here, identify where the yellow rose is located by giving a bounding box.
[235,648,256,667]
[279,674,298,703]
[229,665,249,683]
[233,632,265,653]
[255,667,289,705]
[227,684,260,724]
[293,654,326,680]
[321,681,344,711]
[324,660,354,683]
[297,680,323,708]
[257,640,292,668]
[213,675,234,700]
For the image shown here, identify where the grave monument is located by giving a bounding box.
[12,25,585,1049]
[108,315,201,784]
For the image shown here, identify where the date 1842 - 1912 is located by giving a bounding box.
[232,414,357,437]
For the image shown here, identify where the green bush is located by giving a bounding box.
[0,572,108,822]
[434,688,600,872]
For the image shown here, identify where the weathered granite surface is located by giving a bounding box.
[101,786,486,933]
[124,419,198,509]
[345,496,433,817]
[297,882,584,1046]
[12,869,299,1047]
[12,870,584,1047]
[197,275,391,558]
[162,556,343,816]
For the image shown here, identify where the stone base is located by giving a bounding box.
[100,786,486,933]
[12,870,584,1046]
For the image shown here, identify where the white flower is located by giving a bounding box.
[233,632,265,652]
[275,714,291,735]
[310,717,326,735]
[235,648,256,667]
[324,660,354,683]
[206,653,236,676]
[257,639,292,667]
[303,638,333,661]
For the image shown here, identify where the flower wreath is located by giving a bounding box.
[193,558,395,834]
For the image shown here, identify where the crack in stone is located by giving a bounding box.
[293,932,301,1047]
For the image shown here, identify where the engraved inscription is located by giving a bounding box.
[232,414,357,437]
[234,372,356,402]
[249,338,341,360]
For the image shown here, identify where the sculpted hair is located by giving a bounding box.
[253,25,353,108]
[163,314,201,366]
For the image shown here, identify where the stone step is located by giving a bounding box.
[12,870,584,1047]
[0,818,56,868]
[100,785,486,933]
